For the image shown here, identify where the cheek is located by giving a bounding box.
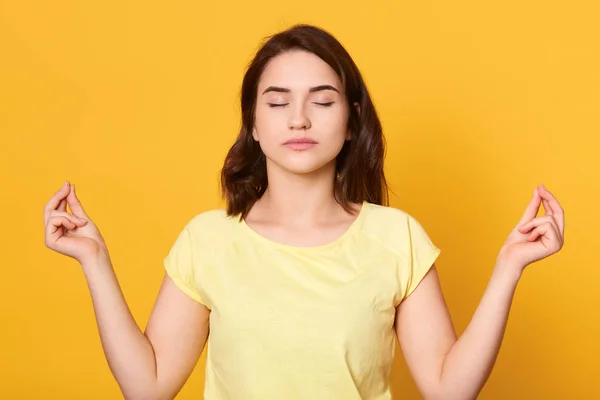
[318,112,349,140]
[254,108,283,138]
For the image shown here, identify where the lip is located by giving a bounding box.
[283,137,319,145]
[282,137,319,151]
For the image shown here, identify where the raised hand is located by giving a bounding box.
[44,181,109,264]
[497,184,565,272]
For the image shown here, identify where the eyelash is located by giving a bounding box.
[267,102,335,108]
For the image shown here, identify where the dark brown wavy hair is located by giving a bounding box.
[220,24,389,219]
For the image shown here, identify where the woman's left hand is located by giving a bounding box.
[497,184,565,274]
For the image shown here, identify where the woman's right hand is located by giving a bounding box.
[44,181,109,265]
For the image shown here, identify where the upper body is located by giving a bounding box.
[164,200,442,399]
[42,22,564,400]
[145,24,458,399]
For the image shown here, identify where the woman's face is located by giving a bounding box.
[253,50,351,175]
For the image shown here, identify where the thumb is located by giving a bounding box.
[67,184,88,218]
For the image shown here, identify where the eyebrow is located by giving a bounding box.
[261,84,340,95]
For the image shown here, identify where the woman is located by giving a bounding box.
[43,24,565,400]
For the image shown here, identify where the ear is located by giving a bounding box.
[252,128,259,141]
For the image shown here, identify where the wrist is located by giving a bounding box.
[492,259,524,285]
[80,249,112,271]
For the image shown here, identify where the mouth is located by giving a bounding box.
[283,137,318,145]
[283,137,319,151]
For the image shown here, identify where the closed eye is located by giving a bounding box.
[267,102,335,108]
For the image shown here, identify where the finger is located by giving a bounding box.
[50,210,88,226]
[526,222,554,240]
[46,215,77,240]
[66,184,88,218]
[538,185,565,236]
[527,222,561,243]
[518,215,558,233]
[44,181,71,222]
[527,225,544,242]
[518,187,542,225]
[527,223,562,252]
[58,198,67,213]
[542,198,552,216]
[541,196,563,238]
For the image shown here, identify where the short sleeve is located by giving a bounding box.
[163,226,206,305]
[403,215,441,299]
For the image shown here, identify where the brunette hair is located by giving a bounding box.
[220,24,389,219]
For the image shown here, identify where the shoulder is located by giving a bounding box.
[181,208,242,244]
[362,202,419,232]
[361,202,435,253]
[363,202,413,220]
[186,208,234,227]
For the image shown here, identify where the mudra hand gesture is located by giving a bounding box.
[498,184,565,273]
[44,181,109,265]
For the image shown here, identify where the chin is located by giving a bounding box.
[268,154,336,176]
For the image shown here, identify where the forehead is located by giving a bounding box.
[258,50,342,91]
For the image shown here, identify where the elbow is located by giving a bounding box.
[122,391,157,400]
[123,393,166,400]
[425,394,478,400]
[422,363,484,400]
[122,385,170,400]
[430,395,478,400]
[424,386,481,400]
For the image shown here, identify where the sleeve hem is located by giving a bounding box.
[164,261,209,307]
[403,246,441,300]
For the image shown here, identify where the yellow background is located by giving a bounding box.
[1,0,598,398]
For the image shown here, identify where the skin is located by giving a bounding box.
[43,183,209,399]
[397,185,564,400]
[43,50,565,399]
[247,50,361,241]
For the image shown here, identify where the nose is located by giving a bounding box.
[287,103,311,130]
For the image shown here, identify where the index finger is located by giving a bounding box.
[539,185,565,236]
[66,183,88,218]
[44,181,70,223]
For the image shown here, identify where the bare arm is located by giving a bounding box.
[145,271,210,399]
[83,254,210,399]
[394,264,520,400]
[436,264,520,399]
[395,185,565,399]
[44,182,209,400]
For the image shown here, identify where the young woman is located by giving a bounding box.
[43,24,565,400]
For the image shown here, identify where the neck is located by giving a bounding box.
[258,160,343,227]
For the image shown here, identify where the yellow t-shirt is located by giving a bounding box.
[163,201,441,400]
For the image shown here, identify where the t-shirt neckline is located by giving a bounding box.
[239,201,369,252]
